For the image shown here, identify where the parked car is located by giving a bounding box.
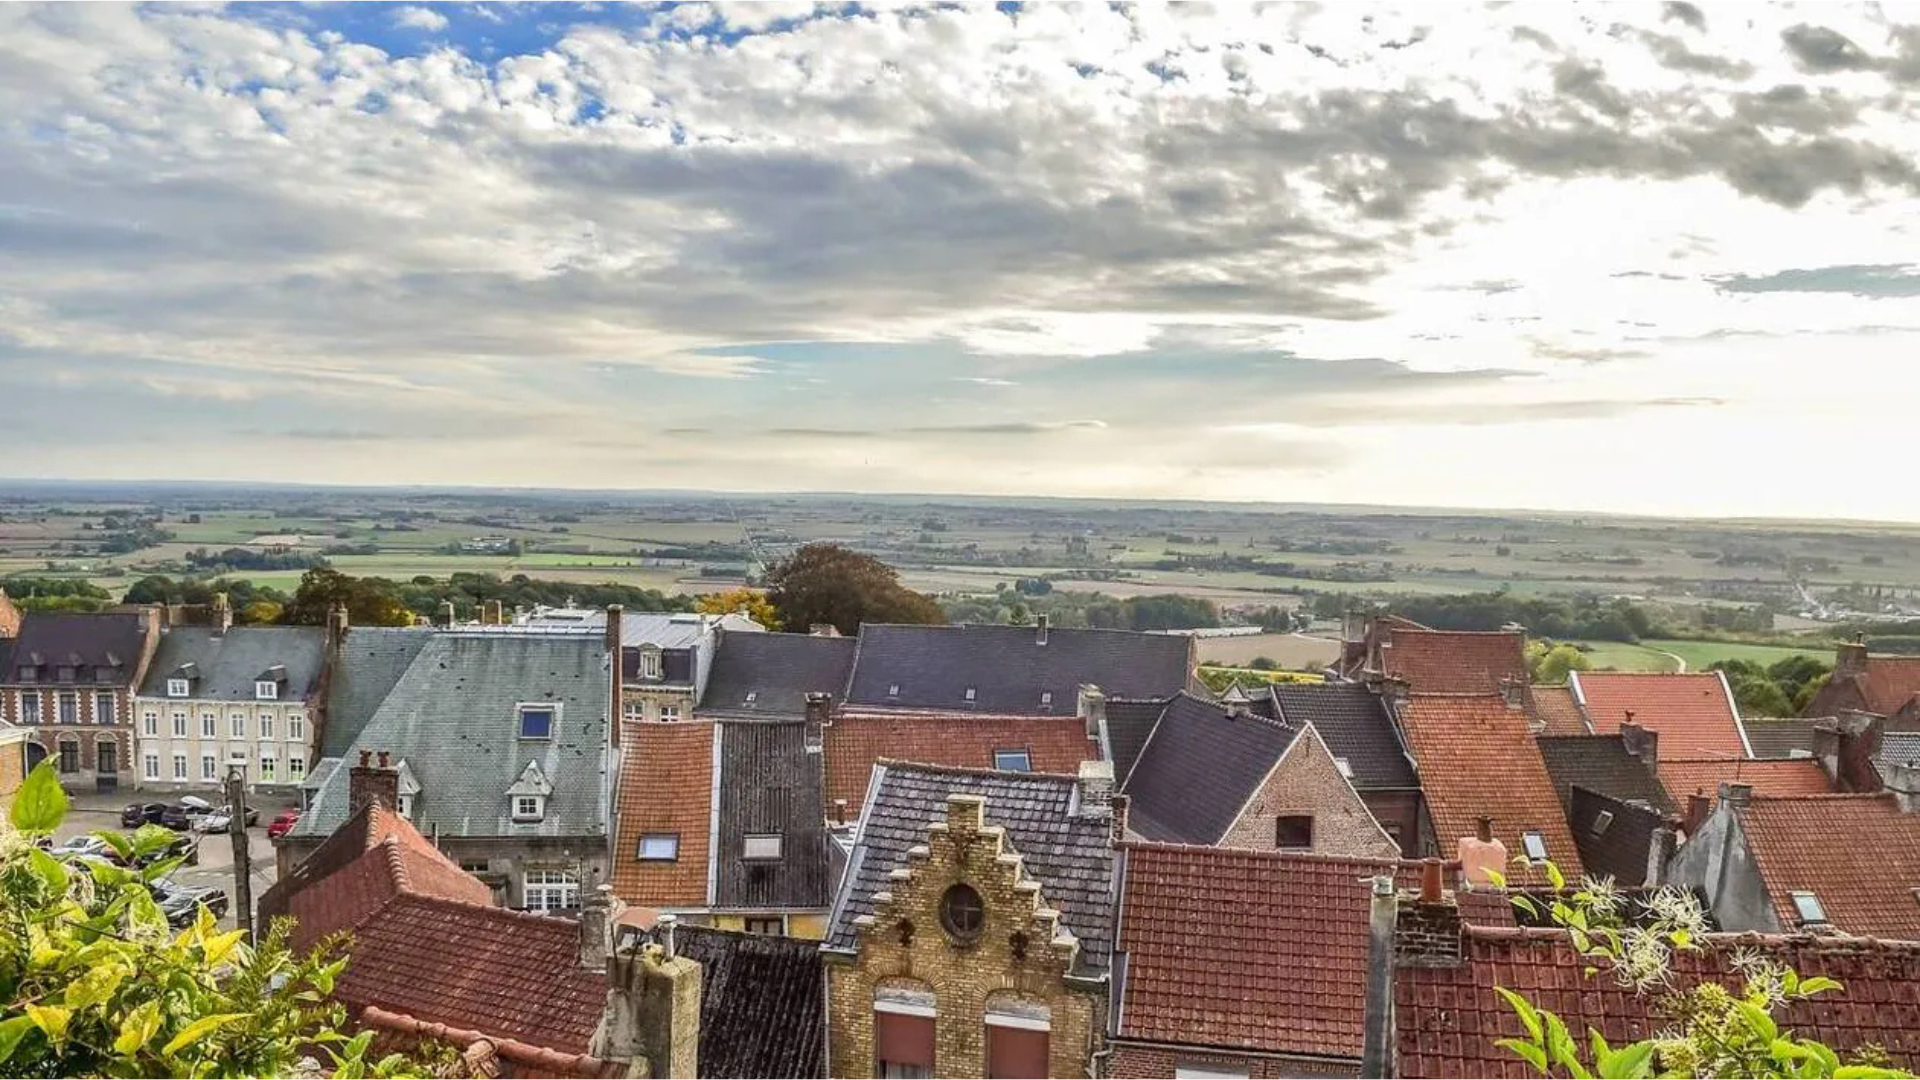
[193,804,261,833]
[150,880,228,929]
[121,803,169,828]
[266,809,302,839]
[135,833,200,868]
[49,835,115,862]
[159,796,215,831]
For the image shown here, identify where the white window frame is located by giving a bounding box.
[512,794,545,822]
[640,649,662,679]
[94,691,115,725]
[964,686,977,702]
[1174,1065,1251,1080]
[289,756,305,780]
[288,713,305,741]
[200,712,216,738]
[171,712,188,738]
[166,678,189,698]
[202,755,217,781]
[396,793,414,820]
[623,700,645,722]
[57,692,78,724]
[659,704,681,723]
[1521,830,1550,863]
[517,703,557,740]
[743,834,783,861]
[259,714,274,740]
[230,713,245,738]
[143,710,159,737]
[143,753,160,781]
[638,833,679,861]
[993,748,1032,772]
[255,680,279,701]
[19,691,38,722]
[259,755,276,781]
[171,753,187,781]
[523,869,579,912]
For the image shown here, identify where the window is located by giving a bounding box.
[259,714,274,740]
[144,753,160,780]
[199,712,214,738]
[1275,815,1314,850]
[172,754,187,780]
[172,712,188,738]
[288,713,304,741]
[1334,757,1355,780]
[623,700,645,722]
[230,713,245,738]
[993,748,1032,772]
[202,755,217,781]
[56,665,74,683]
[518,705,554,740]
[255,680,278,700]
[875,995,935,1079]
[964,686,977,702]
[523,869,579,912]
[288,756,305,780]
[57,741,78,773]
[19,691,38,723]
[1039,691,1052,708]
[743,834,783,861]
[460,858,491,874]
[259,755,276,781]
[512,794,544,821]
[939,883,985,941]
[1174,1065,1251,1080]
[744,691,758,705]
[96,741,117,774]
[986,1014,1051,1079]
[638,833,679,860]
[95,691,115,725]
[167,679,189,698]
[1521,831,1550,863]
[58,692,78,724]
[396,793,414,820]
[887,683,900,697]
[1591,810,1616,836]
[659,704,681,723]
[743,916,784,936]
[1792,891,1828,925]
[143,711,159,737]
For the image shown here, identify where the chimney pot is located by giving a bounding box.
[348,751,400,816]
[833,798,849,827]
[439,600,456,627]
[1475,815,1493,843]
[377,750,390,769]
[1420,857,1444,903]
[657,912,677,959]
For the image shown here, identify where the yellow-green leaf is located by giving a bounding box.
[1496,986,1544,1044]
[0,1016,35,1065]
[27,847,69,897]
[1498,1037,1550,1074]
[162,1012,245,1057]
[9,762,69,833]
[64,962,127,1011]
[200,928,246,967]
[25,1004,72,1042]
[1797,976,1843,997]
[114,1001,163,1055]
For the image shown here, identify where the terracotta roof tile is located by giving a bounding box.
[1382,629,1527,694]
[1398,694,1583,883]
[1528,685,1591,736]
[823,708,1100,811]
[1571,671,1748,759]
[1742,794,1920,939]
[1859,656,1920,716]
[261,802,492,942]
[1657,758,1833,805]
[1115,844,1512,1058]
[1398,927,1920,1077]
[610,721,714,908]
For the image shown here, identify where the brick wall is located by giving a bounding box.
[1108,1043,1359,1078]
[0,735,25,796]
[1360,790,1425,859]
[827,795,1103,1078]
[1219,726,1398,859]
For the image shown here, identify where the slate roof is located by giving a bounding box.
[137,626,326,701]
[611,721,714,908]
[624,646,693,686]
[715,719,829,910]
[1380,628,1527,694]
[1120,693,1303,844]
[823,709,1100,813]
[699,631,856,717]
[1397,694,1583,882]
[1740,793,1920,939]
[3,612,151,687]
[320,628,432,757]
[650,925,824,1079]
[825,762,1115,974]
[1567,786,1663,888]
[1269,682,1418,790]
[295,634,611,839]
[1570,671,1750,759]
[1398,928,1920,1078]
[1528,684,1591,736]
[521,607,759,648]
[1105,696,1173,784]
[1536,735,1673,813]
[1114,844,1514,1061]
[843,623,1192,714]
[1658,757,1832,805]
[1882,731,1920,767]
[1745,716,1820,759]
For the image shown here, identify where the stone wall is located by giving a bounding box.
[1219,725,1398,859]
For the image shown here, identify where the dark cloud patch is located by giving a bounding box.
[1710,264,1920,298]
[1530,342,1652,364]
[1630,29,1755,78]
[1780,24,1880,73]
[1662,2,1707,31]
[1553,60,1634,119]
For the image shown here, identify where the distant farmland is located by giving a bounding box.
[1195,632,1341,671]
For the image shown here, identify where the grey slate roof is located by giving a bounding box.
[522,608,760,647]
[825,762,1115,974]
[1269,682,1419,791]
[4,612,150,687]
[1106,696,1173,784]
[1537,735,1674,814]
[1746,717,1819,759]
[1121,693,1304,844]
[1568,785,1663,888]
[138,627,326,701]
[844,623,1192,714]
[293,633,610,839]
[319,628,433,758]
[638,925,824,1079]
[715,719,829,910]
[623,646,694,686]
[701,632,857,717]
[1880,731,1920,768]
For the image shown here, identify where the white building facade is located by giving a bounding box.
[132,624,328,793]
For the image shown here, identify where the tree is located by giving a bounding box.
[279,568,413,627]
[763,544,945,636]
[694,588,780,630]
[1528,641,1594,684]
[1,765,427,1078]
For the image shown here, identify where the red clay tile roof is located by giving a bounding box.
[1741,793,1920,939]
[1859,657,1920,715]
[1656,758,1833,806]
[1398,927,1920,1078]
[337,894,607,1056]
[1572,671,1749,759]
[264,802,493,949]
[823,708,1100,811]
[1382,629,1528,694]
[1527,684,1591,736]
[611,720,714,908]
[1115,844,1512,1059]
[1398,694,1583,883]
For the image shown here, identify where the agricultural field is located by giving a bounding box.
[1195,632,1342,671]
[1567,638,1833,673]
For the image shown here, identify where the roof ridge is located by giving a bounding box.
[381,836,413,892]
[1746,791,1896,803]
[1464,922,1920,953]
[870,757,1081,783]
[1121,838,1421,870]
[395,890,576,928]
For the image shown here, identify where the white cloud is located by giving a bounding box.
[392,6,449,32]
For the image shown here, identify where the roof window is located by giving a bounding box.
[993,748,1031,772]
[1334,757,1354,780]
[1520,831,1549,863]
[1791,891,1828,925]
[1591,810,1615,836]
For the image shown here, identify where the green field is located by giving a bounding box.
[1568,638,1831,673]
[1569,641,1682,673]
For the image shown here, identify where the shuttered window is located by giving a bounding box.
[874,1010,934,1078]
[985,1021,1049,1079]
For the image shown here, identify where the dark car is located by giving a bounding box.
[150,880,228,929]
[158,799,215,831]
[121,803,168,828]
[134,833,199,869]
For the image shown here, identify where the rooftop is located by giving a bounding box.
[4,611,152,687]
[1269,681,1419,791]
[319,627,434,758]
[1381,628,1527,695]
[715,718,829,910]
[823,707,1100,814]
[1527,684,1591,736]
[654,925,824,1079]
[610,720,714,909]
[1536,734,1672,813]
[1658,757,1833,805]
[1120,693,1304,844]
[1745,716,1820,760]
[843,622,1192,714]
[1103,695,1173,784]
[138,625,326,702]
[1570,670,1750,760]
[698,630,856,717]
[518,607,761,648]
[1741,793,1920,939]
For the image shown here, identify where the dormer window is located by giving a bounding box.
[512,795,545,822]
[640,647,662,680]
[167,678,190,698]
[964,686,977,703]
[1521,831,1549,863]
[56,666,75,683]
[743,834,783,861]
[887,683,900,698]
[518,704,555,740]
[255,680,279,700]
[1791,891,1828,926]
[744,691,758,705]
[1591,811,1615,836]
[396,794,414,820]
[505,759,553,825]
[1039,691,1053,709]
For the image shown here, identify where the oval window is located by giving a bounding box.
[939,883,985,942]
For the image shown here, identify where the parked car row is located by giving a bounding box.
[48,832,199,868]
[120,796,262,834]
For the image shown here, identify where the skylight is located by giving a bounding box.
[1791,891,1827,925]
[1591,811,1615,836]
[1520,831,1549,862]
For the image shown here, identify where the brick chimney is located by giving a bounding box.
[803,692,831,754]
[1394,881,1465,967]
[1683,793,1712,836]
[348,749,399,816]
[1035,613,1049,645]
[595,933,702,1078]
[1499,676,1525,712]
[1109,793,1130,846]
[1360,875,1396,1079]
[211,592,232,636]
[1835,637,1869,678]
[1619,718,1658,766]
[1075,759,1114,818]
[606,605,624,749]
[1812,712,1884,793]
[580,884,613,972]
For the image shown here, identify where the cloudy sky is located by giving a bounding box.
[5,2,1920,519]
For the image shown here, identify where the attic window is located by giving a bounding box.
[639,833,679,861]
[1788,748,1813,760]
[1591,811,1616,836]
[167,678,190,698]
[1039,691,1053,708]
[396,794,414,820]
[1275,815,1314,850]
[512,795,545,822]
[640,648,661,679]
[518,705,555,740]
[887,683,900,698]
[742,834,783,861]
[1521,831,1550,863]
[964,686,977,702]
[993,748,1031,772]
[1792,891,1828,925]
[255,680,279,700]
[1334,757,1354,780]
[744,691,758,705]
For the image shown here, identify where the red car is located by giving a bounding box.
[266,810,302,839]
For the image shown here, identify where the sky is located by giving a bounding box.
[5,2,1920,519]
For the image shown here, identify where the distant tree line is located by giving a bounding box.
[184,546,324,572]
[1312,590,1655,641]
[0,577,115,612]
[1707,655,1832,716]
[941,587,1220,632]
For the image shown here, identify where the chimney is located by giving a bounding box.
[1645,819,1680,889]
[1684,793,1712,836]
[1419,857,1444,903]
[438,601,456,628]
[1035,613,1049,645]
[1499,676,1524,711]
[484,599,504,626]
[808,624,840,638]
[1360,875,1397,1079]
[348,749,400,816]
[595,921,701,1079]
[580,884,612,972]
[211,592,232,635]
[1835,637,1869,677]
[1109,793,1130,846]
[832,799,849,827]
[1458,816,1507,888]
[1077,683,1107,745]
[326,603,350,653]
[1394,879,1464,968]
[1813,712,1884,793]
[1619,719,1658,766]
[1076,759,1114,818]
[1880,760,1920,813]
[803,692,831,754]
[606,605,624,749]
[1720,781,1752,810]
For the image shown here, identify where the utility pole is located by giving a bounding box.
[224,766,254,945]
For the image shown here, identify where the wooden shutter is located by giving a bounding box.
[985,1022,1049,1078]
[874,1011,934,1071]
